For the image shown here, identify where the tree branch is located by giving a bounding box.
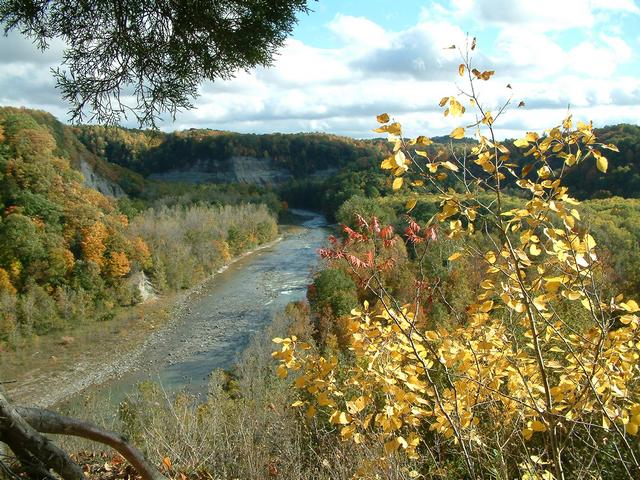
[0,392,84,480]
[16,406,165,480]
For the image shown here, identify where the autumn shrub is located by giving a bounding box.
[336,195,397,227]
[18,283,63,335]
[275,41,640,480]
[110,310,416,480]
[0,292,17,344]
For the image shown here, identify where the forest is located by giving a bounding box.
[0,107,278,347]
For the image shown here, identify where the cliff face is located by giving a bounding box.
[148,156,294,185]
[148,156,339,186]
[78,158,126,197]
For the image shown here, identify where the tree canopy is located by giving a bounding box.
[0,0,311,126]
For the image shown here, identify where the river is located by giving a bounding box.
[63,209,328,406]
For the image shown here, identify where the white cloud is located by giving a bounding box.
[494,28,567,78]
[0,4,637,139]
[592,0,640,15]
[328,14,389,46]
[471,0,595,30]
[568,36,632,77]
[350,20,467,79]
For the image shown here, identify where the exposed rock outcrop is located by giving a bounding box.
[148,156,337,186]
[79,158,126,198]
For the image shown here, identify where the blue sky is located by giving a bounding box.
[1,0,639,138]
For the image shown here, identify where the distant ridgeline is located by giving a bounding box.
[74,122,640,208]
[75,126,383,185]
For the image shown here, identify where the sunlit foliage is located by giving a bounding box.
[275,41,640,479]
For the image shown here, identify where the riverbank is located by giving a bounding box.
[59,215,328,407]
[2,235,284,408]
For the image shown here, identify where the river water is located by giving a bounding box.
[68,210,328,405]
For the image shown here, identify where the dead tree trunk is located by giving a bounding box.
[0,391,163,480]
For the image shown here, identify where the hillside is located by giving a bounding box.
[563,124,640,199]
[0,107,150,336]
[75,126,385,185]
[0,107,146,197]
[0,107,279,345]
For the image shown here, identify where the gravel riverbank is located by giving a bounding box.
[7,236,284,408]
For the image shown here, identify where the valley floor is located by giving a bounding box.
[1,235,284,408]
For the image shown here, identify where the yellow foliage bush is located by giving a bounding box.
[274,40,640,480]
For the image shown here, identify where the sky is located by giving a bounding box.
[0,0,639,139]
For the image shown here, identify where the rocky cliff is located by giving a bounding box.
[149,156,297,185]
[78,158,126,197]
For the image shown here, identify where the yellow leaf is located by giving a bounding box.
[393,150,407,168]
[450,127,465,139]
[442,160,459,172]
[415,135,433,145]
[448,252,462,261]
[384,437,406,455]
[291,400,305,407]
[392,177,404,191]
[406,197,418,212]
[276,364,288,379]
[514,302,526,313]
[480,70,495,80]
[531,420,547,432]
[162,457,173,470]
[439,96,449,107]
[341,424,356,438]
[424,330,439,341]
[484,251,496,264]
[329,411,351,425]
[376,113,390,123]
[458,64,465,76]
[317,392,334,407]
[480,279,494,289]
[595,153,608,173]
[479,300,494,313]
[381,157,394,169]
[570,209,581,220]
[621,299,639,312]
[346,396,367,414]
[448,98,465,117]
